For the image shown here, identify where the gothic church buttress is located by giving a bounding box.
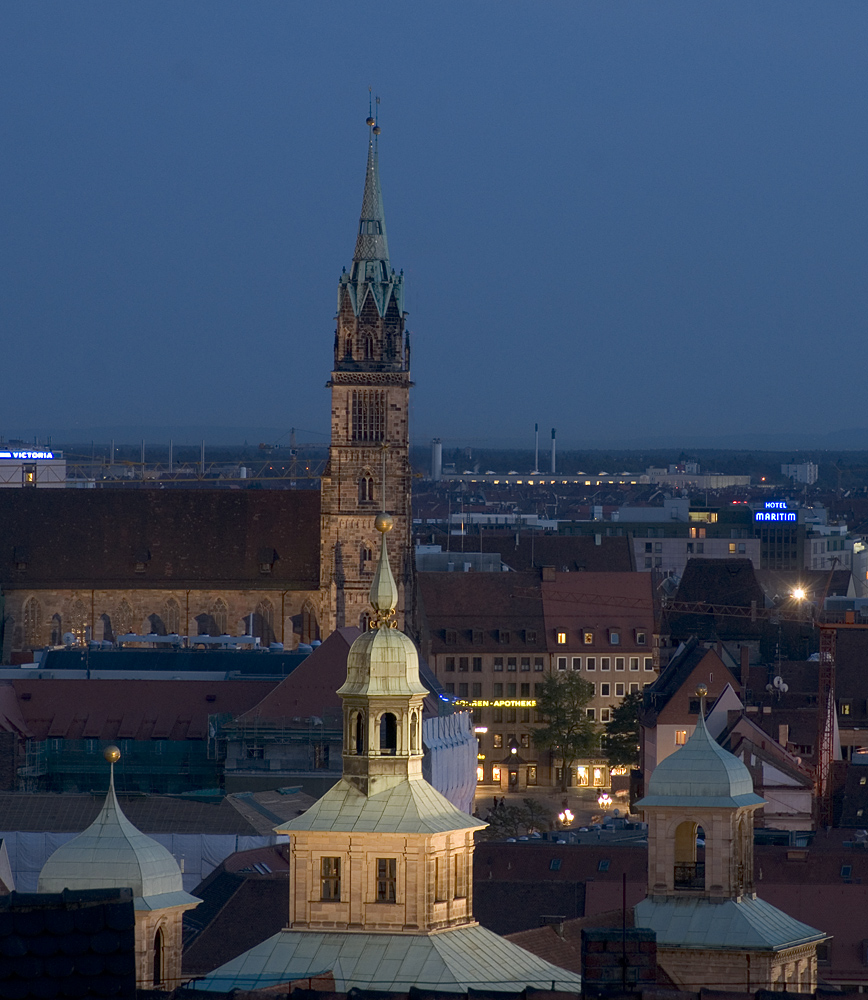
[320,122,413,635]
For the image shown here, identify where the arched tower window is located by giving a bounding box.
[359,474,374,504]
[673,821,705,890]
[359,611,371,631]
[153,927,163,986]
[410,711,419,753]
[380,713,397,755]
[360,543,373,575]
[163,598,181,635]
[363,332,374,359]
[50,613,63,646]
[344,337,353,359]
[23,597,42,647]
[355,712,365,754]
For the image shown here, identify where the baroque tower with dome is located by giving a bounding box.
[634,685,826,992]
[194,518,581,994]
[38,746,200,990]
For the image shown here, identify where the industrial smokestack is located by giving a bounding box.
[551,428,556,475]
[431,438,442,482]
[200,440,205,477]
[534,423,539,474]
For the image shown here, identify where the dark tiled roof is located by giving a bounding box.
[669,559,765,641]
[477,534,635,573]
[541,572,656,650]
[11,678,277,741]
[236,628,361,721]
[474,842,648,885]
[418,572,545,653]
[473,881,585,935]
[0,488,320,589]
[0,792,262,834]
[838,764,868,828]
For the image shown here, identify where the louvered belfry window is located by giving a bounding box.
[352,390,385,442]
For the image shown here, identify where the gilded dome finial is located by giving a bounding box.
[369,514,398,628]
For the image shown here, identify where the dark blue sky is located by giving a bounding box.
[2,3,867,449]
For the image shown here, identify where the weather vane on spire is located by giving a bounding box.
[366,89,381,134]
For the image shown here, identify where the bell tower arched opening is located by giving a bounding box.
[673,821,705,890]
[379,713,397,755]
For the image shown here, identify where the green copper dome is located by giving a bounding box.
[637,711,765,809]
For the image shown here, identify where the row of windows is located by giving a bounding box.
[444,656,545,672]
[557,656,654,672]
[555,629,646,646]
[320,855,465,903]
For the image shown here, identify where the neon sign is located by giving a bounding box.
[0,451,55,460]
[755,500,796,522]
[453,699,536,708]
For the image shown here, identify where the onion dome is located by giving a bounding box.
[39,747,200,908]
[637,694,765,809]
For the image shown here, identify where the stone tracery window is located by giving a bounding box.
[114,599,133,637]
[211,598,228,635]
[23,597,42,647]
[352,390,385,443]
[163,598,181,635]
[359,474,374,504]
[70,599,89,644]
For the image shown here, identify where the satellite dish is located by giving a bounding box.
[766,683,775,693]
[773,676,783,689]
[780,683,789,693]
[62,632,76,646]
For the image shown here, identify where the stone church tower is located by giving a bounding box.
[320,118,413,636]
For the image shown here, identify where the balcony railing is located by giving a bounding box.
[674,863,705,890]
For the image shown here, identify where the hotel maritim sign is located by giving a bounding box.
[755,500,797,523]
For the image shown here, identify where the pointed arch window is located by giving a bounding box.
[23,597,42,647]
[355,711,365,755]
[359,612,371,631]
[673,821,705,890]
[211,599,228,635]
[254,599,275,645]
[360,543,373,574]
[114,599,133,637]
[301,602,319,645]
[359,474,375,504]
[352,390,385,443]
[363,332,374,359]
[70,599,89,644]
[163,598,181,635]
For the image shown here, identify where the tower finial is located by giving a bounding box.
[369,512,398,627]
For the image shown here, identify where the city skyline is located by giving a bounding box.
[2,4,867,448]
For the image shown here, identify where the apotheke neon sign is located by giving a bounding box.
[755,500,796,523]
[0,451,55,460]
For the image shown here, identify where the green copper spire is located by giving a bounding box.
[353,130,390,268]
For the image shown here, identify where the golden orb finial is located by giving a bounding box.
[366,116,376,127]
[374,512,394,534]
[104,745,121,764]
[695,683,708,698]
[372,125,381,135]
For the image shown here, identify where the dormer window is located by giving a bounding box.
[499,630,511,645]
[609,631,620,645]
[472,629,483,645]
[583,631,594,645]
[445,629,457,645]
[636,631,647,645]
[134,549,151,574]
[556,631,567,645]
[259,547,278,575]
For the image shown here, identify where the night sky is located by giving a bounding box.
[2,3,867,449]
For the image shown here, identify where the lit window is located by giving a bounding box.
[840,702,851,716]
[321,857,341,900]
[492,765,501,782]
[557,657,567,671]
[476,766,484,782]
[572,656,582,671]
[376,858,397,902]
[675,730,687,745]
[493,734,503,749]
[556,631,567,645]
[729,543,736,554]
[520,733,530,748]
[577,766,589,785]
[610,632,620,645]
[583,631,593,645]
[593,766,605,786]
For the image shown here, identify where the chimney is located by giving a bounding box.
[740,645,750,690]
[551,428,556,475]
[778,724,789,747]
[542,566,556,582]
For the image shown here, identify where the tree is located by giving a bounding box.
[530,673,599,791]
[478,798,554,841]
[602,690,642,769]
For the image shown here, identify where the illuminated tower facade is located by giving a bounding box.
[320,118,413,634]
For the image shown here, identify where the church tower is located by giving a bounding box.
[320,113,413,635]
